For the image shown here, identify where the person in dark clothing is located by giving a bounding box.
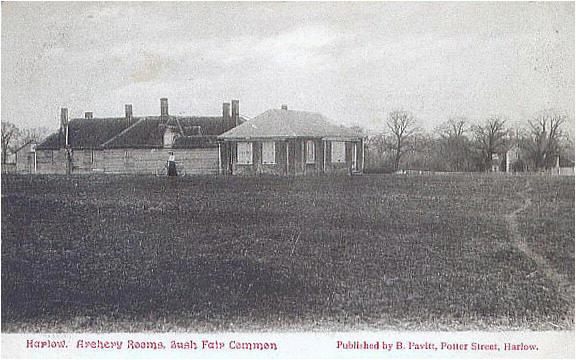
[167,152,177,176]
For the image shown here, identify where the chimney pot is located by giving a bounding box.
[84,112,93,119]
[281,104,288,110]
[160,98,169,117]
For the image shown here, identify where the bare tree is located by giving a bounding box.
[1,122,20,164]
[436,117,472,171]
[364,134,391,172]
[402,133,445,172]
[521,110,567,170]
[437,116,468,139]
[19,126,51,146]
[349,125,367,137]
[473,116,508,171]
[385,110,419,171]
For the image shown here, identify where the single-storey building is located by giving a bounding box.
[14,140,38,174]
[35,98,244,174]
[218,105,364,175]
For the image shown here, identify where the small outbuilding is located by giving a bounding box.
[14,140,38,174]
[218,105,364,175]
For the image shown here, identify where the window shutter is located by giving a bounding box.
[331,141,346,163]
[237,142,253,164]
[262,142,275,164]
[306,140,315,164]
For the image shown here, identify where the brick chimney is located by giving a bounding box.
[60,108,69,148]
[231,99,239,126]
[223,102,231,119]
[281,104,288,110]
[160,98,169,117]
[125,104,133,127]
[125,104,133,119]
[84,112,93,119]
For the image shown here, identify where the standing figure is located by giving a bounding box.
[167,152,177,176]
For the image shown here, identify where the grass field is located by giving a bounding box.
[519,177,575,284]
[1,173,574,332]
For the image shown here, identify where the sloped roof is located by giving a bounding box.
[36,115,238,150]
[14,140,36,153]
[103,116,231,149]
[36,118,128,150]
[35,133,61,150]
[218,109,360,140]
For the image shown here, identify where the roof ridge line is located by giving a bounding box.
[70,117,124,120]
[101,118,144,147]
[175,118,185,135]
[14,139,36,152]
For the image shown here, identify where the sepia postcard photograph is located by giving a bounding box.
[1,1,574,359]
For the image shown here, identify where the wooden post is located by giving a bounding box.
[301,140,305,174]
[228,142,233,175]
[323,140,326,173]
[324,140,328,173]
[66,148,72,175]
[218,142,222,175]
[361,139,365,174]
[348,142,353,176]
[286,140,290,175]
[352,142,357,172]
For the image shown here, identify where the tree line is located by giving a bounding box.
[363,110,574,173]
[2,112,573,172]
[1,122,52,164]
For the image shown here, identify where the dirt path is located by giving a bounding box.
[504,181,574,304]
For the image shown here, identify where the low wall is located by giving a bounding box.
[548,167,574,176]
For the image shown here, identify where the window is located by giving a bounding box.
[262,141,275,164]
[306,140,315,164]
[331,141,345,163]
[237,142,253,164]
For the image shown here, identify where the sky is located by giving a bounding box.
[1,2,574,133]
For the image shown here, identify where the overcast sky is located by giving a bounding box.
[2,2,574,133]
